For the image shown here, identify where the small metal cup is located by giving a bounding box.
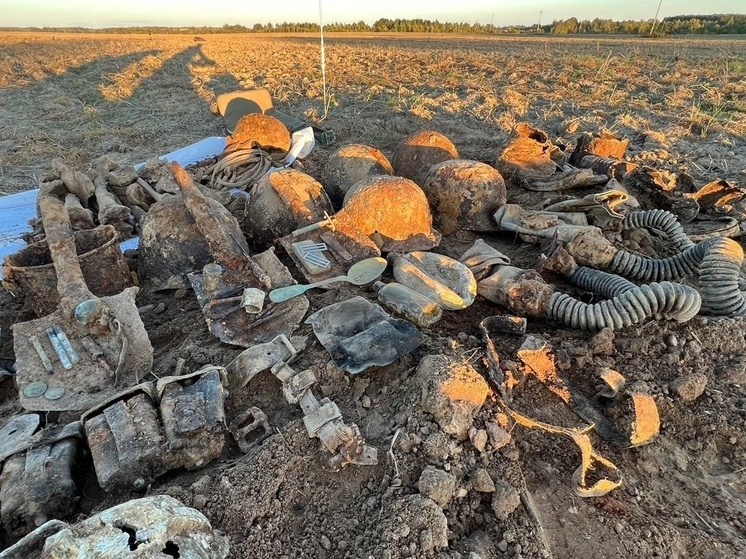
[202,263,223,294]
[241,288,265,314]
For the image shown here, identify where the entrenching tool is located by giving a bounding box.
[12,194,152,412]
[269,257,387,303]
[170,162,309,347]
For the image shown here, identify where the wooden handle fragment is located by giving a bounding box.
[171,162,271,288]
[38,195,95,308]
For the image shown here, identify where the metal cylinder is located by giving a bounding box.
[241,288,265,314]
[2,225,132,317]
[202,263,223,294]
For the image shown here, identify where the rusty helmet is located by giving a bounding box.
[244,169,334,251]
[423,159,507,236]
[324,144,393,209]
[337,175,440,252]
[391,130,459,187]
[226,113,291,158]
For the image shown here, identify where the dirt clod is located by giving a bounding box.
[416,354,489,440]
[670,372,708,402]
[484,420,512,450]
[417,466,457,507]
[588,327,615,356]
[379,494,449,553]
[491,480,521,521]
[471,468,495,493]
[468,427,488,453]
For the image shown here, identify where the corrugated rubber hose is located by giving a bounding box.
[609,209,699,282]
[698,237,746,316]
[603,234,746,316]
[547,267,702,331]
[622,209,695,251]
[607,242,706,283]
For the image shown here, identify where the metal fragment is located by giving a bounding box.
[304,251,331,268]
[46,328,73,370]
[80,335,104,359]
[53,326,80,365]
[320,232,353,262]
[0,415,41,459]
[29,335,54,375]
[292,239,332,274]
[299,242,329,254]
[230,406,271,453]
[240,287,265,314]
[3,496,229,558]
[270,360,378,470]
[83,383,166,491]
[0,430,81,538]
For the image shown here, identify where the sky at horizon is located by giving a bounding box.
[1,0,744,28]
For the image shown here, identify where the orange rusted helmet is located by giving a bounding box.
[244,169,334,251]
[391,130,459,187]
[226,113,291,158]
[337,175,440,252]
[323,144,393,209]
[423,159,507,236]
[496,123,558,182]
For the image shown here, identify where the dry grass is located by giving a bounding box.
[1,32,745,194]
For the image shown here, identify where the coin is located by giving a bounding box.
[22,381,48,398]
[43,386,66,400]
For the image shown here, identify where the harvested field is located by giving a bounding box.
[1,31,746,559]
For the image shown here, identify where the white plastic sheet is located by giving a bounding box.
[0,189,38,264]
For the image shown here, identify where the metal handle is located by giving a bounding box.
[38,195,95,309]
[269,275,348,303]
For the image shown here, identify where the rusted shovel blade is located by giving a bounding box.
[170,161,309,347]
[13,286,153,412]
[188,271,309,348]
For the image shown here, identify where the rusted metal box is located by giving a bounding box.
[0,422,81,540]
[82,383,166,491]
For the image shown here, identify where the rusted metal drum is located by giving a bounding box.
[2,225,132,317]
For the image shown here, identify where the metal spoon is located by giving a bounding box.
[269,257,387,303]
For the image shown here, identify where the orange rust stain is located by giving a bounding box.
[495,412,510,430]
[517,348,555,380]
[440,364,489,406]
[630,393,660,446]
[600,368,626,394]
[517,347,571,402]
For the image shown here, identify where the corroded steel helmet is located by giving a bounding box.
[244,169,334,251]
[391,130,459,187]
[324,144,393,209]
[423,159,507,236]
[337,175,440,252]
[226,113,291,158]
[138,194,213,291]
[496,123,558,182]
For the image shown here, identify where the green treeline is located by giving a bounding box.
[4,14,746,35]
[548,14,746,35]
